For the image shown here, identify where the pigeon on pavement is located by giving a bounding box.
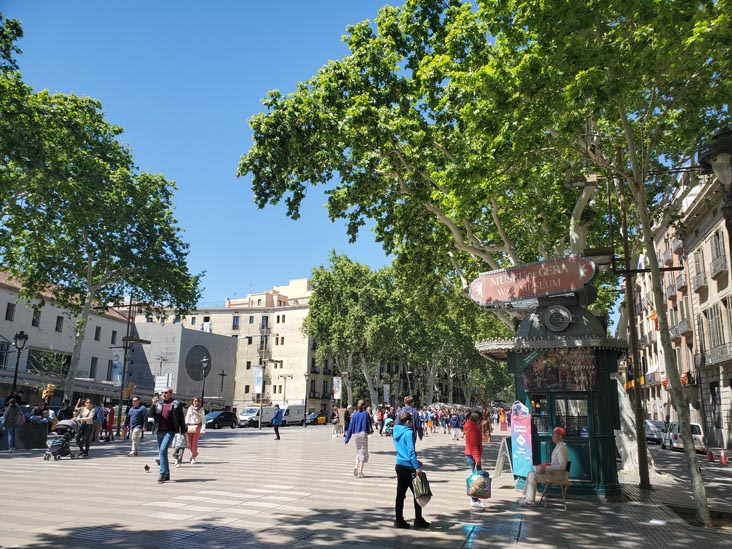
[144,464,150,472]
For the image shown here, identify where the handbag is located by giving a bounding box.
[366,416,374,435]
[466,470,492,499]
[173,433,188,449]
[412,472,432,507]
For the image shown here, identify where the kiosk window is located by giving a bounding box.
[555,396,590,437]
[530,395,550,434]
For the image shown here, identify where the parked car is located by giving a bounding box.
[644,419,666,445]
[306,412,327,425]
[661,421,705,452]
[205,411,238,429]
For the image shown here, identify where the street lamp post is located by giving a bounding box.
[201,356,210,408]
[155,354,168,377]
[277,373,293,404]
[10,330,28,395]
[303,372,310,428]
[114,299,151,437]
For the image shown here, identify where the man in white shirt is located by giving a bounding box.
[523,426,569,505]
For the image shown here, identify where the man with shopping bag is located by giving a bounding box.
[393,411,430,530]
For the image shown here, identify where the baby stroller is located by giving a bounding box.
[384,417,394,437]
[44,419,80,461]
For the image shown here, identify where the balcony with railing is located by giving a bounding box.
[640,334,649,348]
[641,297,648,310]
[323,368,333,376]
[672,238,684,254]
[662,249,673,266]
[676,272,687,291]
[669,324,681,341]
[692,272,707,292]
[309,391,321,399]
[710,255,728,279]
[259,325,271,334]
[677,317,692,336]
[310,366,320,374]
[666,283,677,301]
[647,331,657,345]
[702,343,732,367]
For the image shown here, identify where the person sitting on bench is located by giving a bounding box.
[523,426,569,506]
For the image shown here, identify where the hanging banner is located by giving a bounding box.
[112,354,123,386]
[333,376,342,400]
[510,400,533,478]
[383,383,390,405]
[253,366,264,394]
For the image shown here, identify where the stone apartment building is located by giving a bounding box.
[140,279,328,415]
[629,175,731,450]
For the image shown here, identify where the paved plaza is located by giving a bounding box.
[0,426,730,548]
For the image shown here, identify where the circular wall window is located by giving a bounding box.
[185,345,211,381]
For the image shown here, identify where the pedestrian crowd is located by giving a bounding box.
[4,387,542,530]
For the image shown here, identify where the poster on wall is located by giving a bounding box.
[253,366,263,394]
[333,376,342,400]
[510,400,533,477]
[522,348,596,392]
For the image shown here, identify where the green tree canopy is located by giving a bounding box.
[0,16,201,399]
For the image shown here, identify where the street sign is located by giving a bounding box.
[469,256,596,307]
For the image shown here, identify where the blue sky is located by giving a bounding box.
[4,1,393,306]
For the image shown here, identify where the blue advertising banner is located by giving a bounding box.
[510,400,533,477]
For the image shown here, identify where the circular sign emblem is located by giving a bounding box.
[544,306,572,333]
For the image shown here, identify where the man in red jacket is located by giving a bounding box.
[464,410,485,510]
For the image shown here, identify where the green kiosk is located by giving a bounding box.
[472,257,626,499]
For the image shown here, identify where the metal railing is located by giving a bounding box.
[702,343,732,366]
[676,273,687,290]
[676,318,692,336]
[710,255,728,279]
[692,272,707,292]
[662,249,673,265]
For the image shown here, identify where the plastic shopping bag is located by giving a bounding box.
[466,470,492,499]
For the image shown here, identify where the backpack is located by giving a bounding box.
[14,410,27,426]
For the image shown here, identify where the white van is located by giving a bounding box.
[661,422,706,452]
[282,405,305,426]
[239,406,278,427]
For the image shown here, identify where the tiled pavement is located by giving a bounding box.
[0,426,730,548]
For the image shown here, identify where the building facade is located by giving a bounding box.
[0,274,129,406]
[681,181,732,449]
[626,176,731,450]
[138,279,327,415]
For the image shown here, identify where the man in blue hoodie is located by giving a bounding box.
[394,395,423,443]
[393,411,430,529]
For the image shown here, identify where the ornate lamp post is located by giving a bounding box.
[10,330,29,395]
[303,372,310,428]
[200,356,210,408]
